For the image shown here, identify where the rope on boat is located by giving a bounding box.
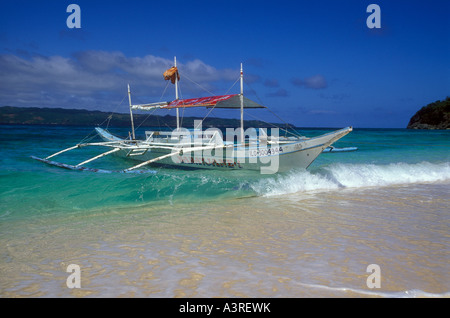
[76,93,129,145]
[243,78,304,139]
[182,72,217,96]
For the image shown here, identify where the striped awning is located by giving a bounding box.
[163,94,264,109]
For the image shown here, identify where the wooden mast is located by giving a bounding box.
[174,56,180,130]
[128,84,136,140]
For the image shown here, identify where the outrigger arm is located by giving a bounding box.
[123,151,180,172]
[45,145,81,160]
[76,148,121,167]
[34,139,231,173]
[44,141,122,160]
[123,144,224,172]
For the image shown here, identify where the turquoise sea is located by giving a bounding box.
[0,125,449,297]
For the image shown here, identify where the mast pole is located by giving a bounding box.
[128,83,136,140]
[174,56,180,130]
[240,63,244,144]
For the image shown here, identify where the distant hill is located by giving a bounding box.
[0,106,294,129]
[407,97,450,129]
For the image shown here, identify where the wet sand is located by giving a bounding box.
[1,181,448,297]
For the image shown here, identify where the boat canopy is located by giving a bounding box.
[131,94,264,111]
[166,94,264,109]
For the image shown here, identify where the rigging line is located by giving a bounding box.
[78,93,128,144]
[134,107,159,131]
[159,80,171,102]
[225,77,241,95]
[174,72,241,129]
[131,83,171,132]
[194,76,241,130]
[245,111,303,138]
[243,78,303,138]
[106,93,128,123]
[265,107,302,137]
[182,72,216,96]
[197,105,217,129]
[181,106,186,128]
[132,81,172,132]
[78,126,102,145]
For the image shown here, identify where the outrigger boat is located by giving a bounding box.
[322,146,358,153]
[33,57,352,174]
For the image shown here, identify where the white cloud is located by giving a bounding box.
[291,74,328,89]
[263,79,279,88]
[266,88,289,97]
[0,51,241,110]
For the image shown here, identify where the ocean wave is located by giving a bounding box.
[297,282,450,298]
[251,161,450,196]
[6,160,448,210]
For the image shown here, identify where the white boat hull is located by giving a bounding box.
[96,127,352,173]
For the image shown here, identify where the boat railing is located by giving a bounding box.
[144,129,224,148]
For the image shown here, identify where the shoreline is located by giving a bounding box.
[1,181,448,298]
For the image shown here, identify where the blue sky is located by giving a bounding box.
[0,0,448,128]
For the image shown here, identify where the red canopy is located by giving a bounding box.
[162,94,264,109]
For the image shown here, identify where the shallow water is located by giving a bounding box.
[0,125,449,297]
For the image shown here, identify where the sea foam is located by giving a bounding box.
[296,282,450,298]
[252,161,450,196]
